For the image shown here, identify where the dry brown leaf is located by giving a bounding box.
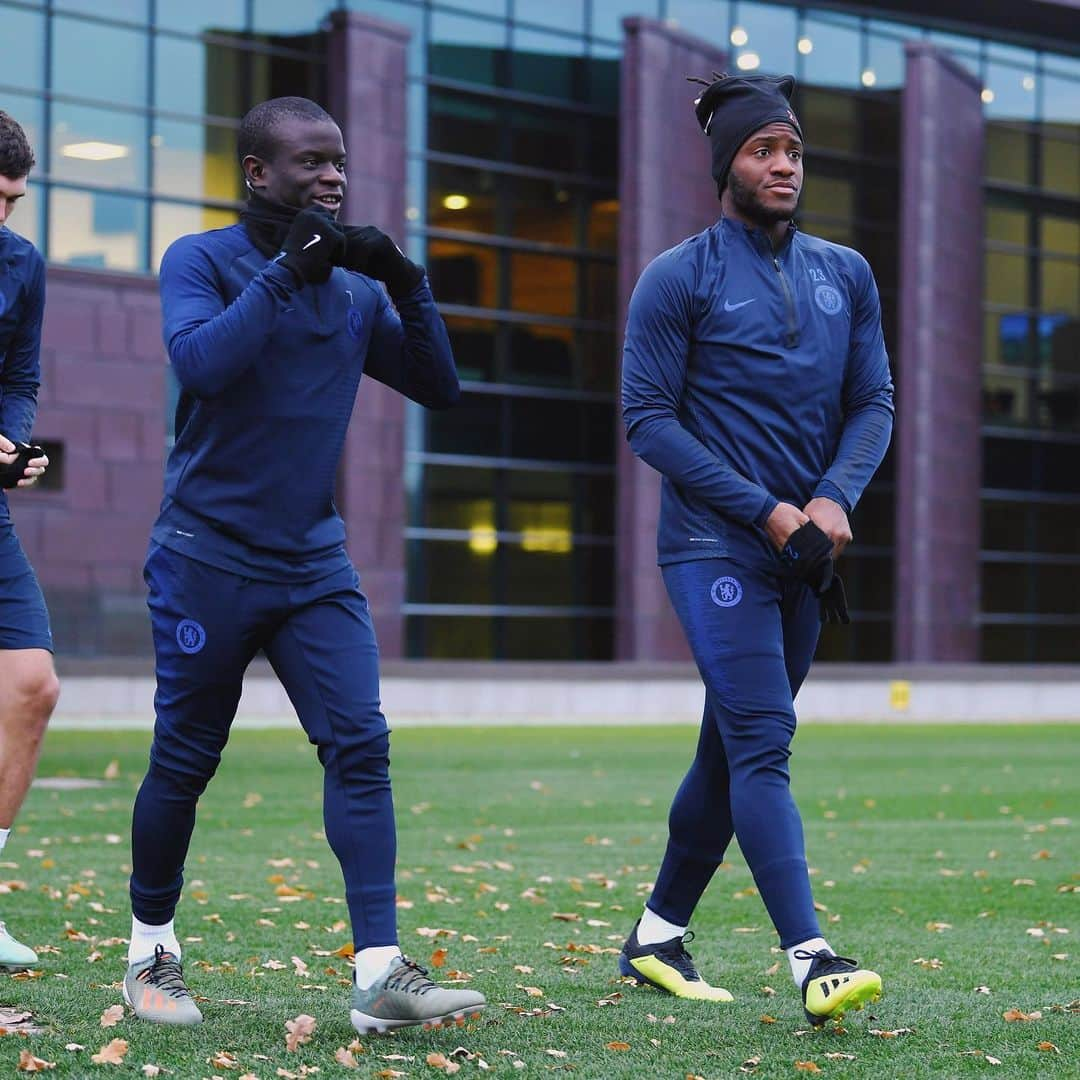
[374,1071,406,1079]
[552,912,581,922]
[430,948,448,969]
[238,1075,259,1080]
[426,1052,461,1074]
[290,956,309,977]
[760,1014,778,1024]
[517,985,544,997]
[605,1042,630,1051]
[210,1051,241,1070]
[16,1050,56,1073]
[869,1028,914,1038]
[334,1047,359,1069]
[103,760,120,780]
[1037,1042,1060,1053]
[91,1039,129,1065]
[284,1013,317,1052]
[1003,1009,1041,1022]
[794,1063,822,1073]
[99,1005,125,1028]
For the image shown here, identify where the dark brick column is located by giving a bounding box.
[327,10,411,657]
[614,18,726,661]
[895,44,984,661]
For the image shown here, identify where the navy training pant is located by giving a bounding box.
[649,557,822,949]
[130,543,397,949]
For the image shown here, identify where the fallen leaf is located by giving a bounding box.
[517,985,544,997]
[104,760,120,780]
[426,1052,461,1074]
[91,1039,129,1065]
[290,956,309,977]
[869,1028,914,1038]
[738,1056,762,1073]
[1003,1009,1041,1022]
[430,948,448,969]
[824,1053,856,1060]
[334,1047,359,1068]
[284,1013,317,1052]
[16,1050,56,1072]
[99,1005,125,1028]
[210,1051,241,1070]
[794,1063,822,1073]
[544,1049,568,1058]
[986,1056,1002,1066]
[760,1014,777,1024]
[1037,1042,1060,1053]
[605,1042,630,1051]
[141,1068,162,1078]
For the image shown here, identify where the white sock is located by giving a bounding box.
[353,945,402,989]
[128,917,181,965]
[0,827,9,854]
[636,906,688,946]
[787,937,832,986]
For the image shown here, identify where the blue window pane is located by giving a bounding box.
[51,105,147,188]
[52,16,147,105]
[733,1,797,79]
[511,27,586,100]
[154,0,247,34]
[663,0,730,49]
[514,0,584,36]
[590,0,657,42]
[1042,58,1080,125]
[152,119,242,202]
[155,34,249,118]
[430,10,507,87]
[252,0,336,34]
[49,188,148,272]
[927,30,981,79]
[984,62,1038,121]
[57,0,148,21]
[866,21,913,89]
[801,13,860,90]
[0,7,45,91]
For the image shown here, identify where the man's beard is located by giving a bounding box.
[727,169,798,227]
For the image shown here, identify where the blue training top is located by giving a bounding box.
[0,226,45,528]
[622,216,894,570]
[154,223,459,581]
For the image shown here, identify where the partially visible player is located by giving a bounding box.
[0,109,60,970]
[619,73,893,1026]
[124,97,485,1033]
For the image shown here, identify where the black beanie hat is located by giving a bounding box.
[691,73,802,198]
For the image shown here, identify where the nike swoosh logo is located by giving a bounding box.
[724,298,756,311]
[302,234,321,250]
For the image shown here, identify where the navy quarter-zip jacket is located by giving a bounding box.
[0,227,45,528]
[154,224,459,580]
[622,216,894,569]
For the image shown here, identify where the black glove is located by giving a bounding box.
[275,207,345,285]
[779,520,834,587]
[818,574,850,624]
[343,225,425,297]
[0,441,43,489]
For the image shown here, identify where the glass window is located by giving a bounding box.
[928,29,981,78]
[427,237,500,308]
[801,14,860,89]
[1040,216,1080,257]
[509,105,580,171]
[507,176,577,245]
[1042,61,1080,126]
[590,0,655,42]
[982,373,1031,426]
[406,539,495,604]
[427,391,501,456]
[985,124,1032,186]
[443,316,498,382]
[511,28,586,100]
[800,174,853,220]
[1035,502,1080,555]
[1041,258,1080,317]
[514,0,584,35]
[502,617,613,660]
[429,92,499,161]
[866,20,915,89]
[734,2,797,80]
[154,0,247,33]
[1,6,45,90]
[981,562,1028,613]
[428,163,498,235]
[507,324,574,386]
[986,312,1034,368]
[797,88,857,153]
[58,0,148,20]
[984,51,1038,121]
[155,34,249,119]
[1044,313,1079,375]
[406,614,494,660]
[152,202,238,270]
[152,119,242,202]
[1040,133,1080,198]
[1031,626,1080,663]
[251,0,335,34]
[430,10,506,88]
[587,197,617,253]
[664,1,731,42]
[982,501,1031,551]
[52,16,147,105]
[985,252,1028,308]
[987,205,1027,247]
[410,463,496,529]
[51,104,147,189]
[510,251,576,317]
[49,188,148,272]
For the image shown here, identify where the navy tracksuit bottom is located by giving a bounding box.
[130,543,397,949]
[649,557,823,949]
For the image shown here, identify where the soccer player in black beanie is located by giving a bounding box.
[619,73,894,1027]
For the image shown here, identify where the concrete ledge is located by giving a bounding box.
[47,663,1080,729]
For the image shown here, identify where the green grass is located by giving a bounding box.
[1,724,1077,1078]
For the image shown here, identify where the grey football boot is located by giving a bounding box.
[123,943,203,1025]
[350,955,486,1034]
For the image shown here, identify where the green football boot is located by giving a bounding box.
[0,920,38,971]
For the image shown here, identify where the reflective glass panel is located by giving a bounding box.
[427,163,498,235]
[514,0,584,35]
[511,28,586,100]
[1040,216,1080,256]
[58,0,148,19]
[154,0,247,33]
[985,124,1032,185]
[1,6,45,90]
[252,0,335,34]
[987,206,1027,247]
[52,104,146,188]
[1042,61,1080,125]
[427,238,500,308]
[155,34,249,119]
[1041,258,1080,317]
[984,58,1038,121]
[49,188,147,272]
[1041,133,1080,198]
[429,10,506,87]
[510,251,576,317]
[984,253,1028,307]
[734,2,797,80]
[801,14,860,89]
[153,119,242,202]
[590,0,656,42]
[443,316,498,382]
[52,16,147,104]
[152,202,238,270]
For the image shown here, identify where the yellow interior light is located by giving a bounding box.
[442,194,470,211]
[61,141,130,161]
[468,525,498,555]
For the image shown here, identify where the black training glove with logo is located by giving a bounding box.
[779,520,834,587]
[0,441,43,489]
[818,574,850,624]
[275,207,346,286]
[343,225,425,298]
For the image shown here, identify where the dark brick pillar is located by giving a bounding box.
[615,18,726,661]
[895,44,984,661]
[17,266,165,654]
[327,10,411,657]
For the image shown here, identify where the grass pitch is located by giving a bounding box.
[1,723,1076,1078]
